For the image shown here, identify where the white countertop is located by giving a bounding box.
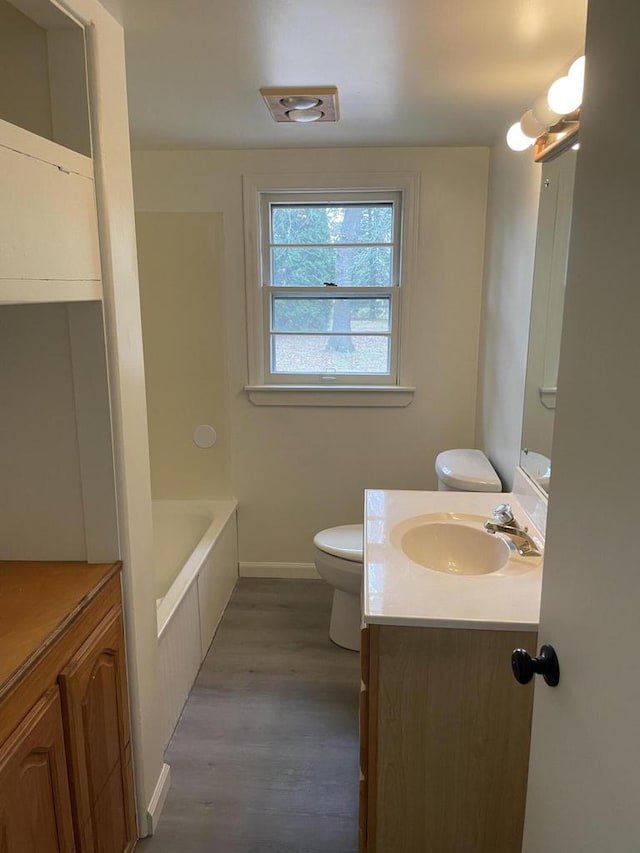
[363,487,544,631]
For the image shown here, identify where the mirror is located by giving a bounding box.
[521,147,578,494]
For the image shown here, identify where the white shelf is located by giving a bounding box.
[0,118,93,178]
[0,279,102,305]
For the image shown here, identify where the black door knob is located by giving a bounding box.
[512,644,560,687]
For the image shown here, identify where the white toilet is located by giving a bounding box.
[313,449,502,651]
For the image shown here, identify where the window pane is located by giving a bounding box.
[271,334,390,374]
[271,246,393,286]
[272,204,393,245]
[272,297,391,333]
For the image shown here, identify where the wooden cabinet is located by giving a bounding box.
[0,562,136,853]
[0,687,75,853]
[60,606,136,853]
[359,623,537,853]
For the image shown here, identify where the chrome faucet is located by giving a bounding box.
[484,503,542,557]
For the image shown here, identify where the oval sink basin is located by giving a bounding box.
[400,522,511,575]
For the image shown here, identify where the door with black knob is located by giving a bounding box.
[521,6,640,850]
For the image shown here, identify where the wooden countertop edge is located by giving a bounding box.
[0,561,122,702]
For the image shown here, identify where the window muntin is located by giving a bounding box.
[259,192,403,385]
[271,246,393,287]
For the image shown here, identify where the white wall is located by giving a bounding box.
[137,212,232,499]
[0,0,52,139]
[0,1,91,155]
[476,144,541,489]
[0,302,119,562]
[132,147,490,567]
[0,304,87,558]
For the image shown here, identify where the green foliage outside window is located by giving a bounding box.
[270,204,394,341]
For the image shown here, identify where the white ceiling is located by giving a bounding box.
[99,0,587,150]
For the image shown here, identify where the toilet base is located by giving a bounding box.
[329,589,361,652]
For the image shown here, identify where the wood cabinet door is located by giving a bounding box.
[0,687,76,853]
[358,626,374,853]
[59,605,136,853]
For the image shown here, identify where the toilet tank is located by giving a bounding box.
[435,449,502,492]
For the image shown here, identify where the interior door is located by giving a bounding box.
[521,2,640,850]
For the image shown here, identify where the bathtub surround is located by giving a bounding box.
[139,579,360,852]
[137,212,231,499]
[153,500,238,751]
[133,147,490,571]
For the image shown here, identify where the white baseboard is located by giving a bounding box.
[146,762,171,835]
[239,561,320,580]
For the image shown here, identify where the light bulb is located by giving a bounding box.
[547,75,582,115]
[569,56,585,85]
[286,108,324,123]
[506,121,533,152]
[280,95,321,110]
[532,94,561,128]
[520,110,546,140]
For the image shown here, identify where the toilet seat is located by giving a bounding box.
[313,524,363,563]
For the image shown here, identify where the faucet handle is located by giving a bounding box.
[493,503,515,524]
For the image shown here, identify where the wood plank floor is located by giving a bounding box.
[139,579,360,853]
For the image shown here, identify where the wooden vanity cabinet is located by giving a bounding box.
[0,562,137,853]
[359,623,537,853]
[0,687,76,852]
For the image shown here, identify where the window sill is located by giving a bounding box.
[245,384,416,408]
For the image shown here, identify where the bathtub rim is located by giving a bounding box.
[154,498,238,639]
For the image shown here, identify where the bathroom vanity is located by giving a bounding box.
[0,561,136,852]
[359,486,544,853]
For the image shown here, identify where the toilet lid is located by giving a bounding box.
[435,449,502,492]
[313,524,363,562]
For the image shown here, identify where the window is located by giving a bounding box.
[243,173,418,406]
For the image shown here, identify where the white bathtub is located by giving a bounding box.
[153,499,238,750]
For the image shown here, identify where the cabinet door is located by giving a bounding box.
[373,625,535,852]
[358,626,372,853]
[0,687,76,853]
[59,605,136,853]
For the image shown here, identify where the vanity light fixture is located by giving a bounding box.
[506,55,585,162]
[260,86,340,124]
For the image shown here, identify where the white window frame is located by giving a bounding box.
[242,172,419,406]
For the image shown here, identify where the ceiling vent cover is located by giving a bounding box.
[260,87,339,123]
